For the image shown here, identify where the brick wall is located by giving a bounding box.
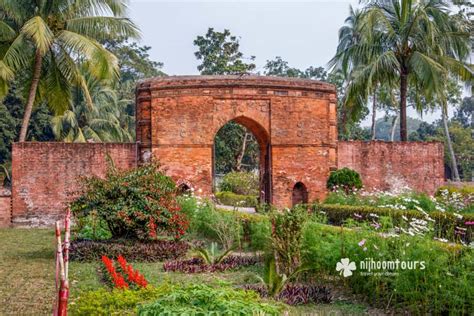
[337,141,445,194]
[11,143,137,226]
[0,188,11,227]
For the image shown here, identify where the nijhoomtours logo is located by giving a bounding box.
[336,257,426,277]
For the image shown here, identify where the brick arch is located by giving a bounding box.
[213,116,271,202]
[136,75,338,207]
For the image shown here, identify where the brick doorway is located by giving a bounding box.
[213,116,271,204]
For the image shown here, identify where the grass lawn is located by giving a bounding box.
[0,228,372,315]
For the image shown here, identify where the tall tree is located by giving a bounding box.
[194,28,258,173]
[194,28,256,75]
[0,0,140,141]
[330,0,472,141]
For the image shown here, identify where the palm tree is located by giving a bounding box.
[0,0,139,142]
[331,0,472,141]
[51,73,134,142]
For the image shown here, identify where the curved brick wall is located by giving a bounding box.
[136,75,338,207]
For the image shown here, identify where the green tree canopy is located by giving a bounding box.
[194,28,256,75]
[0,0,140,141]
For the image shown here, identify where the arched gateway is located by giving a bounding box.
[136,75,337,207]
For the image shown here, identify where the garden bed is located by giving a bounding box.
[69,239,190,262]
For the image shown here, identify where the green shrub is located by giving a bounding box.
[248,218,271,251]
[74,211,112,240]
[301,222,474,314]
[215,191,258,207]
[326,168,362,193]
[70,162,188,240]
[270,206,309,275]
[70,286,170,315]
[138,283,281,315]
[219,171,259,195]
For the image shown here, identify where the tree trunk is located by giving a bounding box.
[371,92,377,140]
[390,113,399,141]
[442,107,460,181]
[399,69,408,141]
[19,49,43,142]
[235,132,249,171]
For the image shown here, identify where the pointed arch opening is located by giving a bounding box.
[292,182,308,206]
[213,116,271,204]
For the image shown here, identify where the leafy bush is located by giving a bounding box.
[137,284,281,315]
[301,222,474,314]
[248,218,271,251]
[70,286,171,316]
[326,168,362,193]
[215,191,258,207]
[73,212,112,240]
[270,206,309,276]
[219,171,259,195]
[69,239,189,262]
[71,162,188,240]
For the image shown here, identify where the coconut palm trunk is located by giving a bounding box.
[399,69,408,141]
[442,106,460,181]
[19,49,42,142]
[371,92,377,140]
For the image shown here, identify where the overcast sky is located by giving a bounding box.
[128,0,464,124]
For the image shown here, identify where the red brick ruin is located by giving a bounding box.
[4,76,445,226]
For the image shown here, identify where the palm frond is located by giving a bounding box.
[66,16,140,41]
[21,16,54,55]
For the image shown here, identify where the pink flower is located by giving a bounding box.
[358,239,366,247]
[464,221,474,226]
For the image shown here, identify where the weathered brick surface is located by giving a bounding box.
[0,189,11,227]
[11,143,137,226]
[137,75,338,207]
[337,141,445,194]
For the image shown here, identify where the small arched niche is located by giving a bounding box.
[292,182,308,206]
[177,183,192,195]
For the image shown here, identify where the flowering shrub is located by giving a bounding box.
[101,255,148,289]
[71,162,189,240]
[326,168,363,193]
[435,185,473,213]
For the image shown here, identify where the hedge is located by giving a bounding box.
[313,203,474,243]
[215,191,258,207]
